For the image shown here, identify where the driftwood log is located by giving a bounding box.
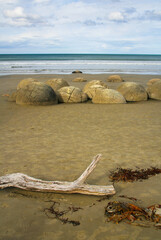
[0,154,115,196]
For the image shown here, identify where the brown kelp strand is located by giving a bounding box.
[105,201,161,228]
[68,206,83,212]
[109,167,161,182]
[44,201,80,226]
[119,195,138,202]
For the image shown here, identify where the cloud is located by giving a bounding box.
[83,19,103,26]
[108,11,125,22]
[0,0,161,53]
[143,10,161,21]
[3,6,45,27]
[34,0,50,3]
[124,7,136,14]
[83,20,97,26]
[101,43,108,49]
[0,0,17,3]
[0,28,61,46]
[52,1,106,25]
[4,7,25,18]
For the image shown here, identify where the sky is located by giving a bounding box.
[0,0,161,54]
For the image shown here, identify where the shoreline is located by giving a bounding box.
[1,72,161,76]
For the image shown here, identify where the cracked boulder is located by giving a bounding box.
[57,86,88,103]
[92,88,126,104]
[117,82,148,102]
[83,80,108,93]
[17,78,37,90]
[84,84,107,99]
[147,81,161,100]
[45,78,69,92]
[16,82,58,105]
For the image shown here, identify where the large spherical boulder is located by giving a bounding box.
[45,78,69,92]
[92,88,126,104]
[117,82,148,102]
[72,77,87,82]
[16,82,58,105]
[57,86,88,103]
[83,80,108,93]
[17,78,37,90]
[84,84,107,99]
[147,78,161,86]
[147,81,161,100]
[107,75,123,82]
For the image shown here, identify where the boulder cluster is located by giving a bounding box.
[8,75,161,106]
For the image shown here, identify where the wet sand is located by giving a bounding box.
[0,74,161,240]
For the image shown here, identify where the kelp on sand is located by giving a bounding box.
[105,201,161,228]
[109,167,161,182]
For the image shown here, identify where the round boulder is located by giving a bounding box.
[84,84,107,99]
[72,77,87,82]
[16,82,58,105]
[72,70,82,74]
[147,81,161,100]
[117,82,148,102]
[57,86,88,103]
[92,89,126,104]
[83,80,108,93]
[107,75,123,82]
[147,78,161,86]
[17,78,37,90]
[45,78,69,92]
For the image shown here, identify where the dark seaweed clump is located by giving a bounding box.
[44,201,81,226]
[109,167,161,182]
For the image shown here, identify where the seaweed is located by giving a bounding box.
[96,196,110,202]
[68,206,83,212]
[119,195,138,202]
[44,201,81,226]
[105,201,161,228]
[109,167,161,182]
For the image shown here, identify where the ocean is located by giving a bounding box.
[0,54,161,75]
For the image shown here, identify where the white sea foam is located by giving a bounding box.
[0,60,161,75]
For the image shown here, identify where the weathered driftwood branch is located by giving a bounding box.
[0,154,115,196]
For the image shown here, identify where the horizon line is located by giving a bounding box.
[0,53,161,55]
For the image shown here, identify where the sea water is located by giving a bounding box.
[0,54,161,75]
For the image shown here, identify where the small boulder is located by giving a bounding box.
[84,84,106,99]
[72,70,82,74]
[57,86,88,103]
[92,89,126,104]
[16,82,58,105]
[147,78,161,86]
[45,78,69,92]
[72,77,87,82]
[17,78,37,90]
[147,81,161,100]
[117,82,148,102]
[83,80,108,93]
[107,75,123,82]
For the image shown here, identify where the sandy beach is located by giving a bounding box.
[0,73,161,240]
